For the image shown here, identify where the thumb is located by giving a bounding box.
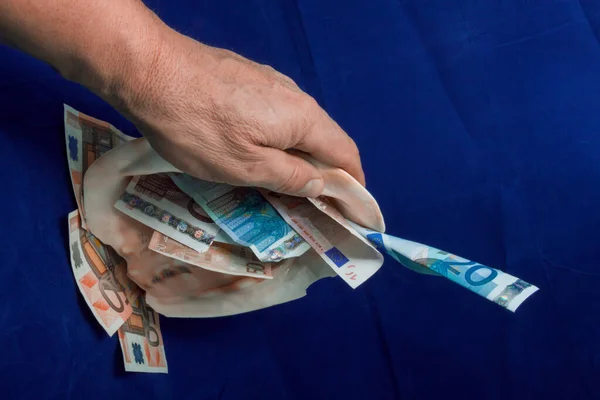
[252,148,324,197]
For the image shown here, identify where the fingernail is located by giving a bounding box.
[296,179,323,197]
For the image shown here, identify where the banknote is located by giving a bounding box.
[68,210,133,336]
[349,222,539,312]
[115,174,221,253]
[118,294,168,374]
[64,104,135,229]
[261,192,383,289]
[148,231,274,279]
[170,174,311,262]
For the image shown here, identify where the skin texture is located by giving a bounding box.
[0,0,365,197]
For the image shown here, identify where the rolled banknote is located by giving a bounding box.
[64,105,135,229]
[68,210,133,336]
[118,294,168,374]
[115,174,220,253]
[350,223,539,312]
[65,104,539,319]
[170,174,311,262]
[261,191,383,289]
[148,231,274,279]
[76,133,295,317]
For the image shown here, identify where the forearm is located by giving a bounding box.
[0,0,165,106]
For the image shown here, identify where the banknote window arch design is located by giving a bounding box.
[207,187,294,252]
[81,123,116,175]
[120,296,162,347]
[79,229,129,313]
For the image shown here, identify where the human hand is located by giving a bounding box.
[105,15,365,198]
[1,0,365,197]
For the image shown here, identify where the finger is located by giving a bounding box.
[295,112,366,186]
[249,147,325,197]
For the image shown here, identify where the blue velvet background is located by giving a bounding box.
[1,1,599,398]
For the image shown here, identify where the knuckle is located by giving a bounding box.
[260,63,276,73]
[295,95,321,122]
[259,63,295,83]
[299,93,320,111]
[217,56,252,80]
[348,137,361,157]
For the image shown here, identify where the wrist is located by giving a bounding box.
[58,1,171,115]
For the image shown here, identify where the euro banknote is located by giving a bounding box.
[115,174,221,253]
[169,174,311,262]
[118,294,168,373]
[64,105,135,229]
[148,231,274,279]
[350,223,539,312]
[68,210,133,336]
[261,192,383,288]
